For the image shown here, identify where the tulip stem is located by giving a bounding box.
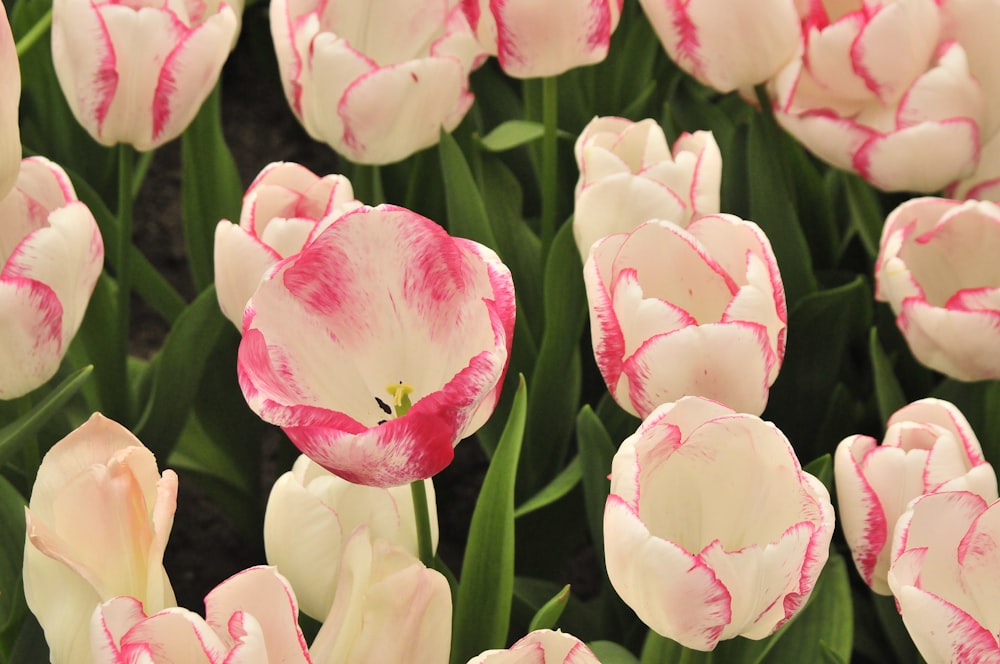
[410,479,435,568]
[14,8,52,58]
[540,75,559,259]
[114,144,135,424]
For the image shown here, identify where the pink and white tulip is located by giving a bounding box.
[23,414,177,664]
[638,0,801,93]
[214,162,362,328]
[461,0,623,78]
[90,566,310,663]
[0,157,103,400]
[770,0,992,192]
[0,8,20,199]
[604,397,834,651]
[467,629,600,663]
[888,491,1000,663]
[263,454,438,620]
[834,398,997,595]
[875,196,1000,380]
[270,0,485,165]
[309,530,451,664]
[238,204,515,488]
[573,116,721,259]
[50,0,239,151]
[584,216,786,418]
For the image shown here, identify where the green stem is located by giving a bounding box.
[539,76,559,258]
[115,144,135,423]
[410,479,435,568]
[14,8,52,58]
[15,395,39,481]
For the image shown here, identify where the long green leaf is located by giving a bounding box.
[0,474,27,659]
[438,130,499,249]
[133,286,227,461]
[451,376,527,664]
[870,327,907,424]
[181,84,244,292]
[589,641,640,664]
[514,457,581,519]
[576,406,616,564]
[479,120,545,152]
[528,584,571,632]
[0,366,92,468]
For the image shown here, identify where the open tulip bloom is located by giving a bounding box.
[584,215,786,418]
[604,397,835,651]
[238,204,515,488]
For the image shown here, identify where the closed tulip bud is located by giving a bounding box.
[604,397,834,651]
[875,197,1000,380]
[90,566,310,663]
[888,491,1000,663]
[309,531,452,664]
[584,216,786,418]
[835,398,998,594]
[263,454,437,621]
[214,162,362,328]
[461,0,623,78]
[238,204,515,488]
[50,0,239,151]
[573,116,721,259]
[270,0,486,164]
[0,157,103,400]
[24,414,177,664]
[467,629,600,663]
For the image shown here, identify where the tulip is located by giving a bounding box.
[887,491,1000,663]
[270,0,485,165]
[637,0,800,93]
[0,8,20,199]
[50,0,239,151]
[214,162,362,328]
[23,413,177,664]
[467,629,600,663]
[604,397,834,651]
[834,398,998,595]
[770,0,990,192]
[573,116,721,259]
[461,0,623,78]
[263,454,438,620]
[875,196,1000,380]
[948,129,1000,202]
[90,566,311,663]
[238,204,515,487]
[309,530,451,664]
[0,157,104,400]
[584,215,786,418]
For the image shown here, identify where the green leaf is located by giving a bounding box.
[522,219,587,495]
[0,474,27,657]
[514,457,581,519]
[133,286,227,461]
[438,130,498,249]
[839,171,886,260]
[870,327,907,424]
[588,641,640,664]
[181,84,244,292]
[6,612,47,664]
[640,631,708,664]
[802,454,833,493]
[576,406,617,564]
[871,592,922,664]
[479,120,546,152]
[451,376,527,664]
[0,366,93,468]
[527,584,571,632]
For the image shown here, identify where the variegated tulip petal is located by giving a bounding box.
[895,584,1000,663]
[834,435,891,593]
[91,599,224,664]
[0,279,64,399]
[467,629,601,663]
[213,222,282,328]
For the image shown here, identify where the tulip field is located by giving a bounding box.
[3,0,1000,662]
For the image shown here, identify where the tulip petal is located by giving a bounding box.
[834,435,892,593]
[214,221,282,328]
[894,585,1000,663]
[0,9,19,200]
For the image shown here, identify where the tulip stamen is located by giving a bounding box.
[386,381,415,417]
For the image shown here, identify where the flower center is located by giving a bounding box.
[374,382,415,424]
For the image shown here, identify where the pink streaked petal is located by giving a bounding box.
[802,14,872,104]
[90,596,148,663]
[291,30,370,146]
[612,267,697,356]
[583,238,628,404]
[623,322,774,417]
[774,110,875,172]
[834,435,891,592]
[0,277,64,399]
[899,298,1000,380]
[0,8,18,200]
[148,6,238,150]
[204,566,310,663]
[492,0,616,78]
[214,221,283,329]
[895,42,985,131]
[673,130,722,218]
[855,118,980,192]
[120,609,223,663]
[889,398,987,465]
[338,57,470,164]
[947,287,1000,312]
[429,4,488,74]
[604,495,732,651]
[324,1,450,68]
[894,585,1000,663]
[956,501,1000,636]
[849,0,940,103]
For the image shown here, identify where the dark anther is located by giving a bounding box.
[377,419,387,425]
[375,397,392,415]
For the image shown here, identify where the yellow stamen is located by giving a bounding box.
[386,382,415,417]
